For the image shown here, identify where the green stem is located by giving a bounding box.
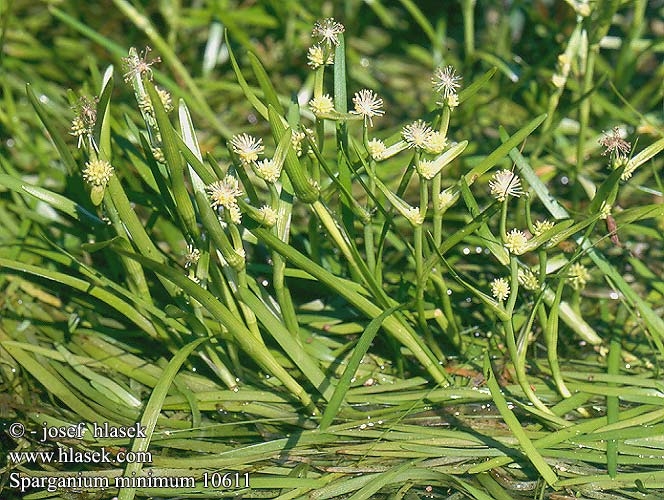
[546,280,573,399]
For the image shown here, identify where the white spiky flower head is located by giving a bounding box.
[437,189,455,211]
[70,96,97,148]
[402,120,433,149]
[207,175,243,211]
[404,207,424,226]
[231,134,264,165]
[253,158,282,184]
[533,220,555,237]
[432,65,462,98]
[83,159,114,187]
[504,229,529,255]
[489,169,523,202]
[122,46,160,83]
[424,131,447,154]
[518,269,539,291]
[184,244,200,269]
[417,159,438,180]
[367,138,386,161]
[351,89,384,127]
[258,205,278,227]
[568,262,591,290]
[307,44,334,69]
[490,278,510,302]
[309,94,335,116]
[312,18,345,47]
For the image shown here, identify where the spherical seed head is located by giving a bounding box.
[599,127,631,157]
[307,45,333,69]
[402,120,433,149]
[533,219,555,236]
[351,89,384,127]
[259,205,278,227]
[568,262,591,290]
[518,269,539,291]
[424,131,447,154]
[367,138,386,161]
[490,278,510,302]
[151,146,166,164]
[231,133,264,164]
[312,18,345,47]
[184,245,201,269]
[432,65,462,98]
[490,169,523,202]
[253,158,282,184]
[417,159,438,180]
[504,229,529,255]
[122,46,160,83]
[404,207,424,225]
[309,94,335,116]
[83,159,114,187]
[206,176,243,211]
[70,96,97,147]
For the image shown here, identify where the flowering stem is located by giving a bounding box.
[499,197,508,241]
[546,279,572,398]
[362,124,376,275]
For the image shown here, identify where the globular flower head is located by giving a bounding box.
[490,278,510,302]
[504,229,529,255]
[351,89,384,127]
[599,201,611,220]
[432,65,462,98]
[437,189,455,211]
[424,131,447,154]
[291,130,306,157]
[312,18,345,47]
[620,159,638,181]
[402,120,433,149]
[417,159,438,180]
[307,44,334,69]
[568,262,591,290]
[122,46,160,83]
[489,169,523,202]
[82,159,114,187]
[518,269,540,291]
[139,86,173,116]
[258,205,278,227]
[599,127,631,158]
[207,175,243,212]
[367,138,386,161]
[184,244,201,269]
[309,94,335,116]
[253,158,282,184]
[70,96,98,148]
[533,219,555,237]
[404,207,424,226]
[231,133,264,165]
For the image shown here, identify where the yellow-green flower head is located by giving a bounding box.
[424,131,447,154]
[403,207,424,226]
[490,278,510,302]
[231,133,264,164]
[351,89,384,127]
[151,146,165,164]
[504,229,529,255]
[533,219,555,236]
[206,175,243,211]
[599,201,611,220]
[307,44,334,69]
[417,159,438,180]
[432,65,462,98]
[83,159,114,187]
[402,120,433,149]
[291,130,306,156]
[184,244,200,269]
[309,94,335,116]
[70,96,97,148]
[139,86,173,115]
[258,205,278,227]
[253,158,282,184]
[367,138,386,161]
[489,169,523,202]
[312,18,345,47]
[568,262,591,290]
[518,269,539,291]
